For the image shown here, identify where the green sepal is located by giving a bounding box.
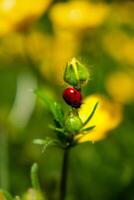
[64,58,89,87]
[75,61,89,84]
[35,89,64,127]
[64,63,78,86]
[82,102,98,127]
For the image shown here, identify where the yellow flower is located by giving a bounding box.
[25,30,52,62]
[110,2,134,26]
[0,33,25,62]
[106,71,134,104]
[40,31,78,83]
[0,0,52,36]
[43,1,109,84]
[76,94,122,143]
[102,30,134,65]
[49,1,109,31]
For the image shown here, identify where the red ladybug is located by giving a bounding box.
[63,87,82,108]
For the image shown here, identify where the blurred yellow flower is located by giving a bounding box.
[0,30,52,64]
[0,0,52,36]
[26,30,52,62]
[0,33,25,62]
[102,30,134,65]
[0,29,77,84]
[41,0,109,83]
[106,71,134,104]
[40,31,78,83]
[50,1,109,31]
[76,94,122,143]
[110,2,134,26]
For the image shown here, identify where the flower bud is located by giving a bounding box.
[64,111,83,133]
[64,58,89,87]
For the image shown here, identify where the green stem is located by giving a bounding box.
[59,148,69,200]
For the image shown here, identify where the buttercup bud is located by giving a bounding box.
[64,58,89,87]
[64,111,83,133]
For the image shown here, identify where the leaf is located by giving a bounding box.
[31,163,41,191]
[82,102,99,127]
[81,125,96,132]
[35,89,64,127]
[0,190,14,200]
[33,138,60,152]
[49,125,67,142]
[51,102,64,127]
[49,124,64,133]
[35,89,50,105]
[74,126,96,145]
[33,139,43,145]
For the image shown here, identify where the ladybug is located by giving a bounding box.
[63,87,82,108]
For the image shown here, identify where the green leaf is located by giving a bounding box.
[0,190,14,200]
[49,125,64,133]
[50,102,64,127]
[81,125,96,132]
[82,102,99,127]
[49,125,67,142]
[31,163,41,191]
[33,139,46,145]
[33,138,60,152]
[35,89,50,105]
[75,126,96,145]
[35,89,64,127]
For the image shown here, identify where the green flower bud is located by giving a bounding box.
[64,58,89,87]
[64,111,83,133]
